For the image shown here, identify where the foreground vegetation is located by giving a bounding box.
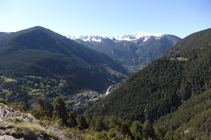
[0,97,175,140]
[2,92,211,140]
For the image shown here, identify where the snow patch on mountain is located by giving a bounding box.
[67,32,165,42]
[67,35,114,42]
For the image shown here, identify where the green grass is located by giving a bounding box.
[25,75,42,79]
[28,89,43,96]
[66,98,75,103]
[1,76,17,82]
[2,89,10,93]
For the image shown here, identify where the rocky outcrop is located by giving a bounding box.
[0,103,36,123]
[0,135,21,140]
[0,103,69,140]
[0,103,53,140]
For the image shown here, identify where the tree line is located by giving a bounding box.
[24,96,176,140]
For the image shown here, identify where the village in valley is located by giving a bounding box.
[73,91,102,108]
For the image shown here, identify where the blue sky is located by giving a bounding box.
[0,0,210,38]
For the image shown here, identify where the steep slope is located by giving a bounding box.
[0,26,128,103]
[68,33,181,72]
[156,88,211,139]
[86,28,211,123]
[0,100,83,140]
[161,28,211,57]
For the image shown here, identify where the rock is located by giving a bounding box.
[0,104,58,140]
[0,105,35,123]
[26,113,36,120]
[15,112,21,116]
[0,135,22,140]
[0,118,3,123]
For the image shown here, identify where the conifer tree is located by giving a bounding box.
[154,126,166,139]
[30,98,50,119]
[77,115,88,129]
[95,116,104,131]
[142,120,154,139]
[163,131,175,140]
[130,121,142,140]
[52,96,68,125]
[67,112,77,127]
[85,114,92,126]
[121,121,132,137]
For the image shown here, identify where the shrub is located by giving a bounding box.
[0,98,8,105]
[48,132,57,139]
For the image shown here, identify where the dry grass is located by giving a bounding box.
[0,119,58,139]
[170,57,188,61]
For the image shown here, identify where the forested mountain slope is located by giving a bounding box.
[156,88,211,139]
[86,28,211,123]
[161,28,211,57]
[0,26,128,105]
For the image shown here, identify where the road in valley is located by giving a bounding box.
[105,85,114,95]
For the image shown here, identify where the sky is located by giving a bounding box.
[0,0,210,38]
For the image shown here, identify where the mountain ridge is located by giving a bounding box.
[0,32,11,39]
[161,28,211,57]
[67,32,166,42]
[68,33,181,72]
[0,26,129,105]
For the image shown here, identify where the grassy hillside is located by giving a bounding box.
[86,28,211,123]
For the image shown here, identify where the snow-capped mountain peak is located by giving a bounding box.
[115,32,164,42]
[67,32,165,42]
[67,35,114,42]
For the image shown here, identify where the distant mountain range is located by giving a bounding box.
[1,31,181,72]
[67,32,164,42]
[68,33,181,72]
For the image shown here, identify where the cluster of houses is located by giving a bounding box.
[73,91,101,108]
